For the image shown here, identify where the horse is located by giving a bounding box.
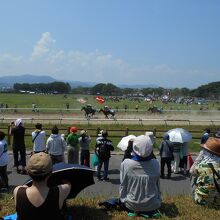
[99,108,115,119]
[81,106,96,118]
[147,106,163,114]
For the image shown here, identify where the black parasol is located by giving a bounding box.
[25,162,95,199]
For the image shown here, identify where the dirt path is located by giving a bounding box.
[1,111,220,125]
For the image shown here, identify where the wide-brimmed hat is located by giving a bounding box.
[201,137,220,156]
[133,135,153,158]
[27,152,53,176]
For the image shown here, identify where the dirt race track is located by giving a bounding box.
[1,110,220,126]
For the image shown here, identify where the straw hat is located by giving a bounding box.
[202,137,220,156]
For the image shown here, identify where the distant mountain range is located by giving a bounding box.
[0,74,158,89]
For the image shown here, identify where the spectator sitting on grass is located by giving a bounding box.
[190,137,220,208]
[119,135,161,218]
[13,152,71,220]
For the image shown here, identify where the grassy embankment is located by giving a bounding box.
[0,193,220,219]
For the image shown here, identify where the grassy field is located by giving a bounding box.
[1,193,220,219]
[0,92,219,153]
[0,93,219,111]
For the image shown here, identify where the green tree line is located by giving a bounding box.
[14,82,71,94]
[72,81,220,98]
[13,81,220,98]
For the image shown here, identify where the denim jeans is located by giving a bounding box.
[97,158,109,179]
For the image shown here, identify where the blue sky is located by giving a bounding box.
[0,0,219,88]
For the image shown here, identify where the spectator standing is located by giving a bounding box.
[79,130,91,167]
[200,128,211,144]
[122,139,134,161]
[119,135,161,218]
[190,137,220,208]
[179,142,188,175]
[145,131,156,146]
[0,131,9,189]
[95,130,114,181]
[159,134,174,179]
[66,103,69,111]
[215,131,220,138]
[66,127,79,164]
[13,152,71,220]
[10,119,26,174]
[46,126,66,164]
[172,142,181,174]
[92,130,103,171]
[32,123,46,153]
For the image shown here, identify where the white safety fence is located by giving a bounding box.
[1,117,220,126]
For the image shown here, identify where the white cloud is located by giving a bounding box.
[0,32,219,88]
[31,32,56,60]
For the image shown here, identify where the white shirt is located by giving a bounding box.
[32,130,46,152]
[46,134,67,156]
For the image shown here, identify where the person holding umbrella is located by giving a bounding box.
[179,142,188,175]
[13,152,71,220]
[167,128,192,174]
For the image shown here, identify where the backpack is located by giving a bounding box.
[97,141,109,160]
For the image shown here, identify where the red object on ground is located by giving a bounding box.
[96,96,105,104]
[188,154,194,168]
